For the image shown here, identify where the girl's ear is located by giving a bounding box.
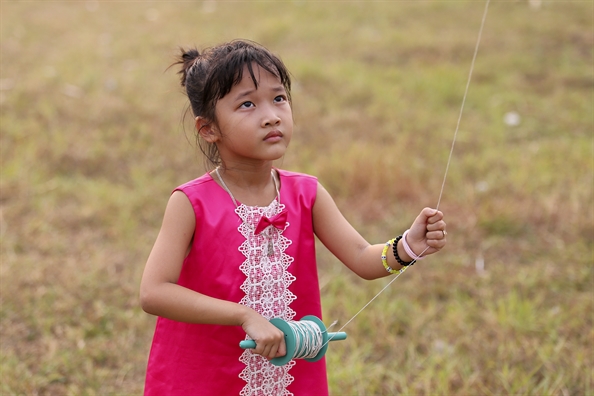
[196,116,219,143]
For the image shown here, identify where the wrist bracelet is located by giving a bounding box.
[392,235,415,267]
[402,229,424,261]
[381,239,405,274]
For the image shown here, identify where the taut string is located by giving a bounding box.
[436,0,491,212]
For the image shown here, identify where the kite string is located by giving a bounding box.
[436,0,491,212]
[327,0,491,341]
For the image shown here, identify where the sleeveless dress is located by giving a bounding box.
[144,169,328,396]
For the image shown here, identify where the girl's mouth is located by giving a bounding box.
[264,131,283,141]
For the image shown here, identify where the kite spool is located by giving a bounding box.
[239,315,347,366]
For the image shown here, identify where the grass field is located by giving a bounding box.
[1,1,592,395]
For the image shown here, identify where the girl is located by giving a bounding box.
[140,39,447,395]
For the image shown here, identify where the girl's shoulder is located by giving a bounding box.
[174,172,216,194]
[276,169,318,202]
[276,168,317,183]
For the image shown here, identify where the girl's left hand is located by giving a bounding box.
[406,208,447,258]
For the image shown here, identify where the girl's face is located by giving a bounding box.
[209,64,293,167]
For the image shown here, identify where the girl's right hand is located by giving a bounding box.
[241,310,286,360]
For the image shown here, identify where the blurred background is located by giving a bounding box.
[1,1,592,394]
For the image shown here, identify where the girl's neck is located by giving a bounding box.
[213,162,279,206]
[215,161,274,189]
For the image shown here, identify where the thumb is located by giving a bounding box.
[414,207,438,225]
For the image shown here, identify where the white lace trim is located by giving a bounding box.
[237,200,296,396]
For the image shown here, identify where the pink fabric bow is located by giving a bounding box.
[254,209,288,234]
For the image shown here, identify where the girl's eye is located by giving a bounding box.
[274,95,287,103]
[240,101,254,109]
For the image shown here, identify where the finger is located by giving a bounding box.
[253,342,264,356]
[426,238,446,249]
[427,230,446,240]
[256,338,273,357]
[426,220,446,232]
[422,207,439,215]
[266,343,279,360]
[426,226,446,239]
[426,210,444,224]
[263,343,276,359]
[255,341,267,356]
[418,207,437,221]
[277,338,287,357]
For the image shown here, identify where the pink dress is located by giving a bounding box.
[144,169,328,396]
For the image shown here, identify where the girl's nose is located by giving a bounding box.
[262,107,281,127]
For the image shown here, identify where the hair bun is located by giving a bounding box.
[177,48,201,87]
[182,48,200,62]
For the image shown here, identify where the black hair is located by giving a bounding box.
[173,39,292,168]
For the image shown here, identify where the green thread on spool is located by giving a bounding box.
[238,316,347,366]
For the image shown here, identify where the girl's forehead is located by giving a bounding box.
[236,63,282,89]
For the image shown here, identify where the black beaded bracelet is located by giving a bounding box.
[392,235,415,266]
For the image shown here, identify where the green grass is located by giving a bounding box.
[1,1,592,394]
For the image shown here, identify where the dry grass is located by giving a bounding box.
[1,1,592,395]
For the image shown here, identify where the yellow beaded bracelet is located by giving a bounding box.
[381,239,405,275]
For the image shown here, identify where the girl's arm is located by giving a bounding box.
[312,183,446,280]
[139,191,285,359]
